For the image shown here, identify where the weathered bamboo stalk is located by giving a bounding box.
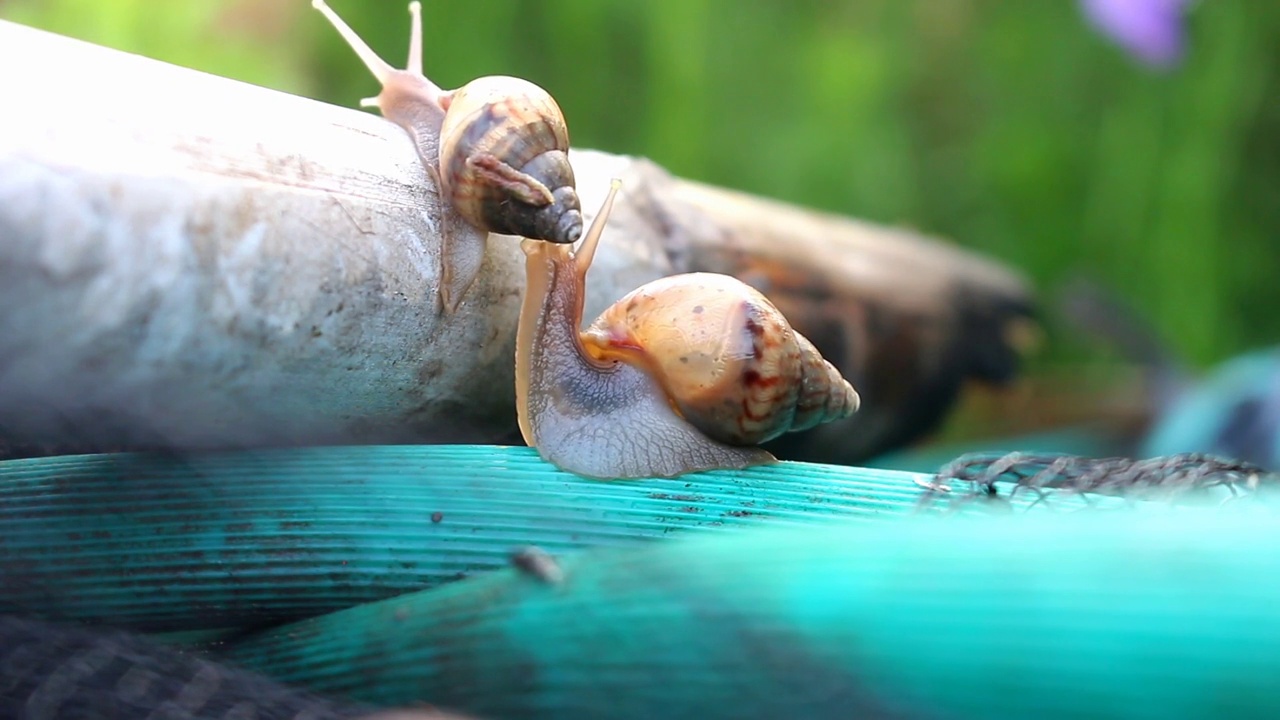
[0,19,1034,461]
[0,20,670,454]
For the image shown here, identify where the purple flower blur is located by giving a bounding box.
[1080,0,1191,69]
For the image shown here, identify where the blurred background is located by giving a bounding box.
[2,0,1277,463]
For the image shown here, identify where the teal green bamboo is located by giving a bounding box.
[225,506,1280,720]
[1,445,1254,639]
[1,444,942,632]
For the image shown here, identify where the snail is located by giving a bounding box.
[516,180,862,479]
[311,0,584,312]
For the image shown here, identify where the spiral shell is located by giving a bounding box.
[440,76,583,244]
[580,273,860,446]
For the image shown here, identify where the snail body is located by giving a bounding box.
[312,0,583,312]
[516,181,861,480]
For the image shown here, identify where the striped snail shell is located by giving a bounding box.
[515,180,861,480]
[438,76,582,245]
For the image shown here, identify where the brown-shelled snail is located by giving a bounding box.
[516,180,862,479]
[312,0,584,312]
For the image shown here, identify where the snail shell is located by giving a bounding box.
[311,0,582,312]
[581,273,859,447]
[438,76,582,245]
[515,180,861,480]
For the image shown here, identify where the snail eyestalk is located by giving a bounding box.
[407,2,424,74]
[311,0,395,84]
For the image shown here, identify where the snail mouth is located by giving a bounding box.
[519,238,541,257]
[520,237,569,259]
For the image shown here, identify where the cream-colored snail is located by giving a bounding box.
[312,0,583,312]
[516,180,862,479]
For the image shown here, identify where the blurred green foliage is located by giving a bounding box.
[4,0,1277,370]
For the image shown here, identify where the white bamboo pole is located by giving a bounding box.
[0,20,674,453]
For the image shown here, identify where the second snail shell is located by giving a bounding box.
[439,76,582,245]
[580,273,860,447]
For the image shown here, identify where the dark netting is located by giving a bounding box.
[0,615,373,720]
[914,451,1280,513]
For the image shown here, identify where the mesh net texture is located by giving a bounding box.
[915,451,1280,514]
